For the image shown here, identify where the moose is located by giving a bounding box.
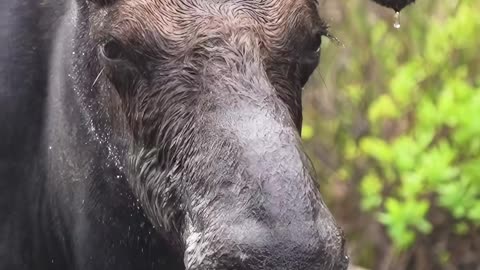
[0,0,414,269]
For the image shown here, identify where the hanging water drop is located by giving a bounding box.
[393,11,401,29]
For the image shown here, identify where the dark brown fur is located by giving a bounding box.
[1,0,348,269]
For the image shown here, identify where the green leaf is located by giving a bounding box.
[389,60,426,107]
[467,203,480,223]
[368,94,401,123]
[360,137,394,164]
[360,173,383,210]
[301,124,315,141]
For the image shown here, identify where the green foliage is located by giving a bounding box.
[303,0,480,256]
[357,0,480,251]
[378,198,432,249]
[301,124,315,141]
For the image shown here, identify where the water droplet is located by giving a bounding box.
[48,146,52,150]
[116,175,121,179]
[393,11,401,29]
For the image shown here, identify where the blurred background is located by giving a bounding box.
[302,0,480,269]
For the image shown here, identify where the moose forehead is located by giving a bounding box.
[92,0,321,50]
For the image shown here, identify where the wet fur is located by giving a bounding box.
[0,0,393,269]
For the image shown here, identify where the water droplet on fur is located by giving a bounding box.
[393,12,401,29]
[48,146,52,150]
[116,175,121,179]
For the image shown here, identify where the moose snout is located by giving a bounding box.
[183,107,348,269]
[224,221,348,270]
[185,216,349,270]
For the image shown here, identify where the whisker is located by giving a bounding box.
[92,67,105,88]
[318,70,329,92]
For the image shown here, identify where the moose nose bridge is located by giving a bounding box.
[222,133,347,268]
[196,82,348,267]
[185,110,349,269]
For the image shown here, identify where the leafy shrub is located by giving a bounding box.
[302,0,480,263]
[357,0,480,250]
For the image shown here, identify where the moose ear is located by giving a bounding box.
[371,0,415,12]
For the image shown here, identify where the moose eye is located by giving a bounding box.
[298,35,322,86]
[307,33,322,55]
[102,40,125,60]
